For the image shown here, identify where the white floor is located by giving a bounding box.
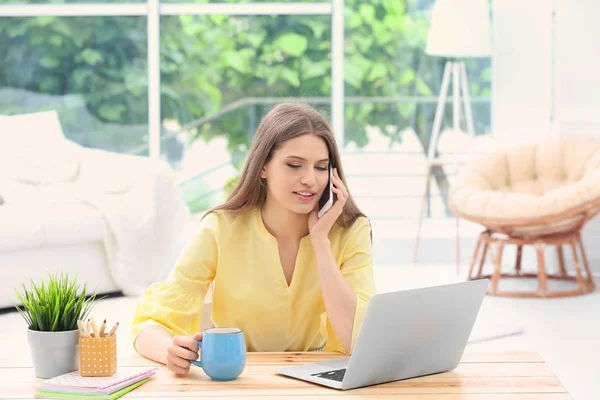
[2,264,599,399]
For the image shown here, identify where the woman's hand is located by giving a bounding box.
[166,332,203,375]
[308,168,348,243]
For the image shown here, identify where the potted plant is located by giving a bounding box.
[14,272,100,378]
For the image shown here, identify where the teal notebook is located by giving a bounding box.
[35,378,149,400]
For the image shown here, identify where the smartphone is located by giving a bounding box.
[317,157,334,218]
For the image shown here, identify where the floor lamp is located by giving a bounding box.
[413,0,491,271]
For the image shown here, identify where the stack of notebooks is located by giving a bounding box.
[35,367,157,400]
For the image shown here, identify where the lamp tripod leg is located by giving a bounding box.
[414,61,453,264]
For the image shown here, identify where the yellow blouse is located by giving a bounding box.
[130,207,376,355]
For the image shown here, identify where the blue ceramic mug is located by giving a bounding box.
[190,327,246,381]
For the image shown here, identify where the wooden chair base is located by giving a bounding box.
[469,229,596,298]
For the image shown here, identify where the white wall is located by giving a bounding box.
[492,0,600,274]
[491,0,554,141]
[554,0,600,274]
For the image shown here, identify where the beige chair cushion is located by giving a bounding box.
[450,136,600,235]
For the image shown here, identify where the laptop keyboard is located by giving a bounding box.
[311,368,346,382]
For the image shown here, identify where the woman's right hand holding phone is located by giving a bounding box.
[166,332,203,375]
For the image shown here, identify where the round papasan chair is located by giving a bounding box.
[450,136,600,297]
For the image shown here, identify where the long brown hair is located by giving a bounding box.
[205,102,366,228]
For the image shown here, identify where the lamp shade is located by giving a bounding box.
[425,0,491,58]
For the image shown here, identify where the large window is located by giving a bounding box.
[0,0,491,218]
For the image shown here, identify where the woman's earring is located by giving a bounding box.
[260,178,267,187]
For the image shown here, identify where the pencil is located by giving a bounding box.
[107,322,119,337]
[78,320,90,338]
[91,316,100,338]
[86,319,92,337]
[99,319,107,337]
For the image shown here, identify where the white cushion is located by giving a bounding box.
[2,110,66,143]
[449,136,600,234]
[0,110,81,184]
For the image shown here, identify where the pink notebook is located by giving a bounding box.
[41,367,157,395]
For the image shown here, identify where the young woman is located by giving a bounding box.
[131,103,376,375]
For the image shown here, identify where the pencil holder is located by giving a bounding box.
[78,334,117,377]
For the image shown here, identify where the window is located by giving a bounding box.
[0,16,149,154]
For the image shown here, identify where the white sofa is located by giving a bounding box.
[0,111,193,309]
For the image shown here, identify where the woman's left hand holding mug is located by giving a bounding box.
[166,332,203,375]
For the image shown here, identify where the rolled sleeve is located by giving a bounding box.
[322,218,377,354]
[130,213,219,349]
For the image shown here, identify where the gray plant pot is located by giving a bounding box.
[27,328,80,379]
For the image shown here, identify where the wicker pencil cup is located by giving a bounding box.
[79,334,117,377]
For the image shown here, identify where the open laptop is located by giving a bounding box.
[277,279,489,390]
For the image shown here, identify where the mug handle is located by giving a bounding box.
[190,339,203,368]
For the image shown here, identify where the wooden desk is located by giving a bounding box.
[1,352,570,399]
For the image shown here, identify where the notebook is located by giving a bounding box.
[35,378,149,400]
[40,369,156,395]
[37,367,157,398]
[41,367,157,391]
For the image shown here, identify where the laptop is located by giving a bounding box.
[277,279,489,390]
